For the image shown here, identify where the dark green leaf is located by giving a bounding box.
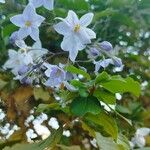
[70,96,101,116]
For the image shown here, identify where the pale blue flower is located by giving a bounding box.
[86,47,100,59]
[112,56,123,67]
[29,0,54,10]
[54,10,96,61]
[10,4,45,41]
[18,65,30,75]
[99,41,113,52]
[94,59,113,72]
[44,64,66,87]
[3,50,32,75]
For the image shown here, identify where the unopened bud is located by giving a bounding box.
[99,41,113,51]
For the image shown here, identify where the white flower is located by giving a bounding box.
[26,129,37,142]
[10,4,45,41]
[48,117,59,130]
[131,127,150,148]
[29,0,54,10]
[136,128,150,136]
[54,10,96,61]
[63,130,71,137]
[3,50,32,75]
[34,124,51,140]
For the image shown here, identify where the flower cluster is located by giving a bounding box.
[3,0,123,90]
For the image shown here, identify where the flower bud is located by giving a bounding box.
[21,77,32,85]
[99,41,113,51]
[113,57,122,67]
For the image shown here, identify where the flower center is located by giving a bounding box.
[74,24,80,32]
[25,21,32,27]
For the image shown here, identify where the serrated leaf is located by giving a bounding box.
[70,96,101,116]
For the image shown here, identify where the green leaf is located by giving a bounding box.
[70,96,101,116]
[3,128,63,150]
[85,112,118,140]
[101,76,141,97]
[0,79,7,90]
[117,134,130,150]
[96,132,123,150]
[65,65,91,80]
[94,88,116,104]
[81,121,96,137]
[36,103,70,114]
[57,144,81,150]
[70,80,88,97]
[95,72,141,97]
[95,71,110,84]
[116,105,132,114]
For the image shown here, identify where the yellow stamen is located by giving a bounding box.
[25,21,32,27]
[74,24,80,32]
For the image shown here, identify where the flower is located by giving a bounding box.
[86,47,100,59]
[29,0,54,10]
[44,64,66,87]
[94,59,113,72]
[54,10,96,61]
[3,50,32,75]
[112,56,123,67]
[99,41,113,52]
[0,0,5,3]
[131,128,150,148]
[10,4,45,41]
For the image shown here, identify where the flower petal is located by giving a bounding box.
[29,0,42,8]
[10,15,24,27]
[18,27,31,39]
[66,10,79,27]
[61,34,79,61]
[80,13,94,27]
[23,4,36,21]
[77,28,91,44]
[43,0,54,10]
[30,27,40,41]
[54,22,70,36]
[84,28,96,39]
